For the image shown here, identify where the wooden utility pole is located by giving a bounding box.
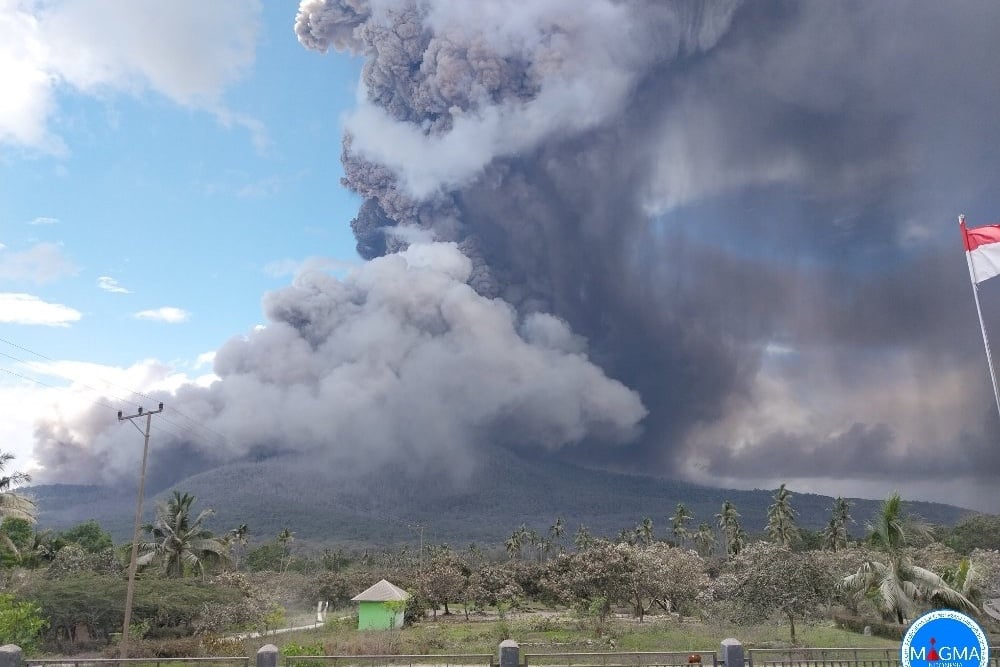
[117,402,163,659]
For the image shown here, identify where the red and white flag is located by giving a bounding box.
[961,215,1000,284]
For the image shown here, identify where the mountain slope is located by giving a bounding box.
[25,448,974,546]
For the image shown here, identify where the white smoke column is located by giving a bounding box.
[35,243,646,485]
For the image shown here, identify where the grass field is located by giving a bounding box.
[231,611,899,658]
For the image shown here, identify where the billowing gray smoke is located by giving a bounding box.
[34,244,645,488]
[35,1,1000,508]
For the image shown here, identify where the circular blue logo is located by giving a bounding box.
[902,610,988,667]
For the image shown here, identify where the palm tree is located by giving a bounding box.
[822,497,852,551]
[841,492,976,623]
[694,523,716,557]
[716,500,746,557]
[766,483,799,547]
[637,517,654,546]
[549,517,565,551]
[277,527,295,572]
[671,503,693,546]
[0,452,35,523]
[505,529,523,560]
[138,491,230,578]
[227,523,249,569]
[574,525,594,550]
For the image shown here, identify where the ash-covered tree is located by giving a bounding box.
[622,543,706,621]
[466,563,523,617]
[416,548,468,617]
[541,540,635,622]
[730,542,833,643]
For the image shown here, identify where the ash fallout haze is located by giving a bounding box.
[3,0,1000,513]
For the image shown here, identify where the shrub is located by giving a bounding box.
[0,594,47,654]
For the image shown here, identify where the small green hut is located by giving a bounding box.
[351,579,409,630]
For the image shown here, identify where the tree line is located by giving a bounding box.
[0,452,998,654]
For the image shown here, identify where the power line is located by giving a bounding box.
[0,335,237,450]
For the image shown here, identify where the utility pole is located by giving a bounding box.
[117,402,163,659]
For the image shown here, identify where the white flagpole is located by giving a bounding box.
[961,213,1000,422]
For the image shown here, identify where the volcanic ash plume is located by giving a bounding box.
[34,243,646,487]
[290,0,1000,500]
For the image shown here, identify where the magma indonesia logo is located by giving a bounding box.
[902,610,989,667]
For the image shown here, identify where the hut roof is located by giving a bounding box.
[351,579,410,602]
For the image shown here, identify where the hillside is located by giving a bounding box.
[25,447,974,546]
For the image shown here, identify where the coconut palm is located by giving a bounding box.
[277,527,295,572]
[138,491,230,578]
[671,503,694,546]
[841,492,977,623]
[0,452,35,524]
[227,523,249,569]
[637,517,654,546]
[716,500,746,557]
[766,483,799,547]
[822,497,852,551]
[694,523,716,557]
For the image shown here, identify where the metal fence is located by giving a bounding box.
[747,647,1000,667]
[281,654,494,667]
[26,658,251,667]
[523,652,718,667]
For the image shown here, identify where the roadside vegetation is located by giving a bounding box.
[0,451,998,658]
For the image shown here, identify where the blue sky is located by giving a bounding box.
[0,1,362,470]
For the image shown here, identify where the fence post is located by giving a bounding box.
[500,640,520,667]
[720,639,744,667]
[0,645,22,667]
[258,644,280,667]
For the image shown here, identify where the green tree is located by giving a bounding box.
[766,483,800,547]
[671,503,694,546]
[841,492,976,624]
[716,500,746,558]
[0,517,33,565]
[0,453,34,523]
[59,519,114,553]
[138,491,230,578]
[0,594,47,654]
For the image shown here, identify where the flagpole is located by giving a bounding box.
[960,213,1000,422]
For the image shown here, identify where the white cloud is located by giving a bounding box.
[28,216,59,225]
[263,256,360,279]
[194,351,215,370]
[96,275,130,294]
[0,292,81,326]
[133,306,189,323]
[0,242,78,284]
[0,0,262,152]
